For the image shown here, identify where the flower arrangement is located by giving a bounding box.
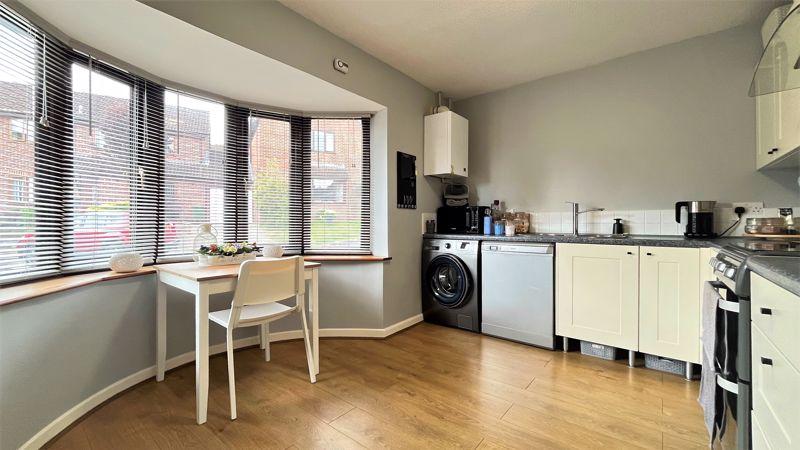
[197,241,261,256]
[196,241,262,266]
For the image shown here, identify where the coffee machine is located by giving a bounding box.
[675,201,717,238]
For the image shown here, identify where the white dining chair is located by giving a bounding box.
[208,257,316,420]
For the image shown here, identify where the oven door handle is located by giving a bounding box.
[706,280,740,313]
[716,375,739,394]
[718,298,740,313]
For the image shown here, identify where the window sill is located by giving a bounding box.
[0,255,390,307]
[302,255,392,262]
[0,268,156,307]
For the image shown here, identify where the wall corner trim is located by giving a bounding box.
[20,314,424,449]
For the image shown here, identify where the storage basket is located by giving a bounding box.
[580,341,618,360]
[644,354,684,376]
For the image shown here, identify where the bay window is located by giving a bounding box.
[0,3,372,285]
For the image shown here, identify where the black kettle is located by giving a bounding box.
[675,201,717,238]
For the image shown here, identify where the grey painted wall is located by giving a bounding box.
[0,262,388,449]
[141,1,439,328]
[455,24,799,211]
[1,277,158,449]
[2,2,433,446]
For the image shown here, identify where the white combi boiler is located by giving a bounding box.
[480,242,555,349]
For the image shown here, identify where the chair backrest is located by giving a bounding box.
[231,257,304,310]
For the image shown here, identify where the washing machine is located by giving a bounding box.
[421,238,480,332]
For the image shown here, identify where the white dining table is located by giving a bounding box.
[154,257,321,424]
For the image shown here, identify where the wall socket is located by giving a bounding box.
[732,202,764,216]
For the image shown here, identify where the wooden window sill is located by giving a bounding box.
[302,255,392,262]
[0,268,157,307]
[0,256,390,307]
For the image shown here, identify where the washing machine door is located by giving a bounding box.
[426,254,473,308]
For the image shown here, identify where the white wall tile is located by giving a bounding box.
[628,223,646,235]
[645,223,661,235]
[524,203,799,236]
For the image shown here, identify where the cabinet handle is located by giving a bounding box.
[646,252,653,256]
[768,148,779,154]
[626,251,634,255]
[760,357,773,366]
[760,307,772,315]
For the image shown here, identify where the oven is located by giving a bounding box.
[707,250,751,449]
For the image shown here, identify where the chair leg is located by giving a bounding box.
[226,329,237,420]
[262,323,270,362]
[299,305,317,384]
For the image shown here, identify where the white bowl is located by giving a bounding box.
[109,252,144,273]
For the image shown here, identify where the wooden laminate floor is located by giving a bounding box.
[47,323,708,449]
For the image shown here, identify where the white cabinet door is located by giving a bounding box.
[556,243,639,350]
[751,324,800,449]
[756,93,779,169]
[756,34,800,169]
[751,273,800,373]
[777,88,800,162]
[638,247,701,363]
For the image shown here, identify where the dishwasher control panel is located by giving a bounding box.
[481,243,553,254]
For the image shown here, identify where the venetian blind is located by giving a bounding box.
[246,110,305,253]
[0,5,62,282]
[159,90,226,261]
[305,118,370,254]
[63,58,163,271]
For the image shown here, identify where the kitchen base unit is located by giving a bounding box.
[556,243,640,351]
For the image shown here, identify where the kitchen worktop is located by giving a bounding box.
[747,256,800,297]
[422,233,738,249]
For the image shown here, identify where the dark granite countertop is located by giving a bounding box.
[423,233,736,249]
[747,256,800,297]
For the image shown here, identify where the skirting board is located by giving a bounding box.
[20,313,423,450]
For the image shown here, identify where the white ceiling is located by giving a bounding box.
[18,0,383,113]
[280,0,782,99]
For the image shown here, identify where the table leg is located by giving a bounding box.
[156,280,167,381]
[195,284,209,424]
[311,270,319,375]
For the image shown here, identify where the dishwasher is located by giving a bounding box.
[480,242,555,349]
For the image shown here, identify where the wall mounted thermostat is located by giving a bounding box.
[333,58,349,74]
